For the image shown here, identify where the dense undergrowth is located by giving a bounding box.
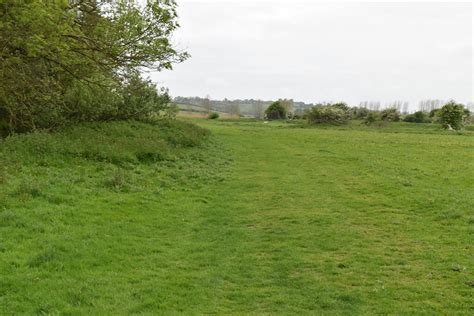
[0,120,229,209]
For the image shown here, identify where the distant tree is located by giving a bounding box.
[402,102,410,114]
[331,102,350,112]
[403,111,430,123]
[360,101,381,111]
[207,112,219,119]
[419,99,444,112]
[364,112,379,125]
[380,108,401,121]
[0,0,188,134]
[307,105,349,125]
[386,101,405,112]
[352,107,370,119]
[438,101,470,130]
[278,99,294,118]
[265,101,287,120]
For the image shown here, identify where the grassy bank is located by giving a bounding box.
[1,119,473,314]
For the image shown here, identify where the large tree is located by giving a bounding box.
[0,0,188,134]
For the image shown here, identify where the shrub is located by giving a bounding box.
[364,112,379,125]
[117,72,171,121]
[380,108,401,121]
[208,112,219,119]
[331,102,350,112]
[403,111,430,123]
[0,121,209,170]
[438,101,470,130]
[265,101,287,120]
[352,107,370,119]
[307,106,349,125]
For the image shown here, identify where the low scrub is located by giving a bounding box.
[0,120,210,167]
[364,112,380,125]
[403,111,431,123]
[208,112,220,119]
[307,104,350,125]
[351,107,370,119]
[380,108,401,121]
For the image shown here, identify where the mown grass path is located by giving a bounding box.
[1,120,473,314]
[188,121,473,314]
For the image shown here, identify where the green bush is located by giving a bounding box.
[352,107,370,119]
[380,108,401,121]
[403,111,430,123]
[331,102,350,112]
[364,112,379,125]
[438,101,470,130]
[0,1,187,135]
[208,112,220,119]
[116,73,171,121]
[307,105,349,125]
[265,101,287,120]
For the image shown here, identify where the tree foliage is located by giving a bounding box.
[307,104,349,125]
[0,0,188,135]
[403,111,430,123]
[351,107,370,119]
[207,112,219,120]
[363,112,379,125]
[438,101,470,130]
[380,108,401,122]
[265,101,287,120]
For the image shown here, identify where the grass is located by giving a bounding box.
[0,119,473,314]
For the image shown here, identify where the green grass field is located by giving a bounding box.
[1,119,473,314]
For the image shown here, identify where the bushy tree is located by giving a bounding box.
[0,0,188,134]
[207,112,219,119]
[380,108,401,121]
[403,111,430,123]
[351,107,370,119]
[331,102,350,112]
[364,112,379,125]
[265,101,287,120]
[117,72,171,120]
[307,105,349,125]
[438,101,470,130]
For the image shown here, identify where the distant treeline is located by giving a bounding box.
[173,97,314,118]
[174,96,474,118]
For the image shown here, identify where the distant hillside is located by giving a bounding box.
[173,96,314,118]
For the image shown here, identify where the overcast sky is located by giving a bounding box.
[151,1,473,107]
